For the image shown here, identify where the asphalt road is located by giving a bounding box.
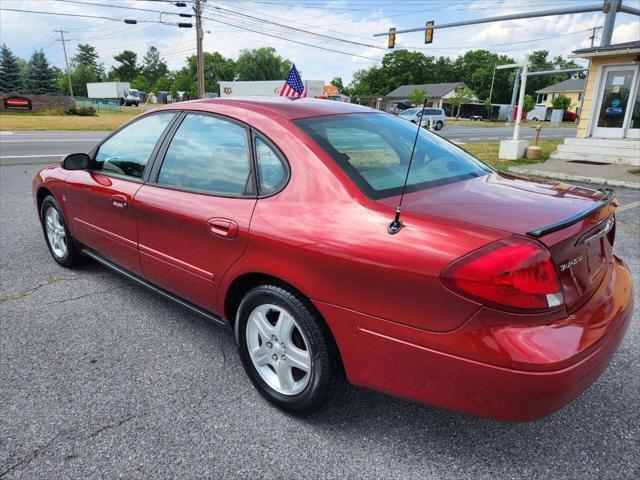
[0,124,578,167]
[1,162,638,478]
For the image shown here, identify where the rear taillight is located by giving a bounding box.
[441,236,563,312]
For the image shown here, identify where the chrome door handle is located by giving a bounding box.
[111,194,127,208]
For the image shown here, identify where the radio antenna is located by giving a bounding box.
[388,99,428,234]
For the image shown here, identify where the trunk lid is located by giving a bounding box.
[378,172,617,311]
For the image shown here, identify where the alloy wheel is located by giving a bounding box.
[45,207,67,259]
[246,304,312,396]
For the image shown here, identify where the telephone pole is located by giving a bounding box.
[194,0,205,99]
[54,28,73,97]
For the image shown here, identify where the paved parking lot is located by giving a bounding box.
[1,163,638,479]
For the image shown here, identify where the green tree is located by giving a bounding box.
[174,51,235,98]
[483,98,493,120]
[0,44,23,92]
[409,88,427,106]
[67,44,104,96]
[525,50,584,95]
[551,93,572,111]
[448,88,475,117]
[330,76,345,93]
[142,46,168,87]
[25,50,58,94]
[130,74,150,92]
[110,50,139,82]
[523,94,536,113]
[235,47,290,81]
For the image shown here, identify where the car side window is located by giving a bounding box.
[255,137,287,195]
[94,113,175,179]
[157,114,251,196]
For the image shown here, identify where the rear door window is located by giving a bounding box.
[255,137,288,195]
[157,114,251,196]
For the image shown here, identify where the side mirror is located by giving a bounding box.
[61,153,91,170]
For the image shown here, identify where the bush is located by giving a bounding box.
[551,94,572,111]
[66,106,97,116]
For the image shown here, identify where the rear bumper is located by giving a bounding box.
[316,257,633,421]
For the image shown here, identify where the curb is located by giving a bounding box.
[508,166,640,190]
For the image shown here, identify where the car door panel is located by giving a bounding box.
[134,186,256,312]
[65,171,143,274]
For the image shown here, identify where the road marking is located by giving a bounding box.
[0,131,14,135]
[0,154,63,159]
[618,200,640,213]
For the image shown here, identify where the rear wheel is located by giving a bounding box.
[435,120,444,130]
[40,196,84,267]
[237,284,341,414]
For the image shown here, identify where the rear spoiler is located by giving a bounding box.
[527,189,617,238]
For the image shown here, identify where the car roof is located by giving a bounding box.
[166,97,376,120]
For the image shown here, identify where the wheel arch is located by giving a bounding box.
[224,272,313,331]
[36,186,54,212]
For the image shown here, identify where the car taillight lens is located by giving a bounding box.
[441,236,563,312]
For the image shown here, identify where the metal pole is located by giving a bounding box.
[601,0,619,47]
[373,3,603,36]
[194,0,205,99]
[488,65,496,103]
[55,29,74,97]
[507,69,520,125]
[513,55,529,141]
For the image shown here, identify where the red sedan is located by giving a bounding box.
[33,98,633,421]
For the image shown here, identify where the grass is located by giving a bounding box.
[463,140,563,171]
[630,169,640,176]
[0,108,143,131]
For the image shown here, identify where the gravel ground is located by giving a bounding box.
[1,164,638,479]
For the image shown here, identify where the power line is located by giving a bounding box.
[0,7,169,24]
[200,12,383,61]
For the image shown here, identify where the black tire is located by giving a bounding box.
[237,284,342,415]
[435,120,444,130]
[40,196,85,268]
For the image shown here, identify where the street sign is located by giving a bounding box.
[425,21,434,44]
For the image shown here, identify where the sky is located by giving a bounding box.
[1,0,639,85]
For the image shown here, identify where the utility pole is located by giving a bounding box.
[194,0,205,99]
[54,28,73,97]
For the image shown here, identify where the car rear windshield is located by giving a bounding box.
[294,113,491,199]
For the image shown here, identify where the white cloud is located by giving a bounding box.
[1,0,638,85]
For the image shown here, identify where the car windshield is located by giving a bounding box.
[294,113,491,199]
[399,108,417,116]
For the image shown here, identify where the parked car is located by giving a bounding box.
[564,110,580,122]
[33,99,633,421]
[399,107,446,130]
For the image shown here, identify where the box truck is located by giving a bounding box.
[86,82,141,106]
[218,80,325,98]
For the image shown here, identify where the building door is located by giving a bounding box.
[592,65,639,138]
[627,76,640,140]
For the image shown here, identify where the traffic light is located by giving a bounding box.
[388,27,396,49]
[425,21,434,44]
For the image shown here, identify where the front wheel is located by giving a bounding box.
[237,284,342,415]
[435,120,444,130]
[40,196,85,267]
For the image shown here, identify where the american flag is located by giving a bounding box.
[279,64,307,98]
